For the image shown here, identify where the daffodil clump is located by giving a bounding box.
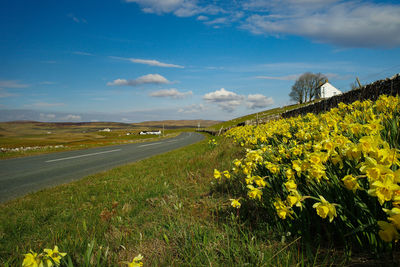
[208,138,218,148]
[216,95,400,251]
[124,254,144,267]
[22,246,66,267]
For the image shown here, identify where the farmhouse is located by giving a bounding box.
[139,130,161,135]
[318,81,342,99]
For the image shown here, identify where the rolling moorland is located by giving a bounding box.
[0,120,220,159]
[1,92,400,266]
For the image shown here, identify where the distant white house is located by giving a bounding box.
[318,81,342,99]
[140,130,161,135]
[99,128,111,132]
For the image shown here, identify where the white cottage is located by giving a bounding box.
[319,81,342,99]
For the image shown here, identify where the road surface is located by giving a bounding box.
[0,132,204,203]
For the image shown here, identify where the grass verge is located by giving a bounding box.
[1,136,345,266]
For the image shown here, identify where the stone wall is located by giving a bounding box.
[282,73,400,118]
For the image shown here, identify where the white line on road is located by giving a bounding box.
[45,149,122,163]
[138,142,162,147]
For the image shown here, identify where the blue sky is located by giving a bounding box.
[1,0,400,122]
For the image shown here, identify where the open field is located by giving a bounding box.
[0,120,219,159]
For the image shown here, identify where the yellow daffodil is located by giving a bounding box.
[273,199,293,219]
[287,191,302,209]
[312,195,337,222]
[247,185,262,200]
[254,175,267,187]
[230,199,241,209]
[378,221,400,242]
[43,246,66,266]
[285,169,295,180]
[213,169,221,179]
[223,170,231,179]
[284,179,297,192]
[127,254,143,267]
[368,176,400,205]
[342,174,361,192]
[22,251,42,267]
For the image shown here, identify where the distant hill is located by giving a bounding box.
[131,120,221,129]
[1,120,222,132]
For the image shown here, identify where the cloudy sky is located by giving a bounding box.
[1,0,400,122]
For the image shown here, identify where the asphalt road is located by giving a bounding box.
[0,132,204,203]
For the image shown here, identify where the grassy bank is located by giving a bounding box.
[0,136,340,266]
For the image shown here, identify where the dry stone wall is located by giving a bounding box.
[282,73,400,118]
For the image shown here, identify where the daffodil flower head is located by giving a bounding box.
[284,179,297,192]
[378,221,400,242]
[312,195,337,222]
[230,198,241,209]
[273,198,293,219]
[286,191,302,209]
[22,251,42,267]
[43,246,66,266]
[247,185,262,201]
[213,169,221,179]
[342,174,361,192]
[127,254,143,267]
[368,177,400,205]
[223,170,231,179]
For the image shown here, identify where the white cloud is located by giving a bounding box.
[241,1,400,47]
[217,100,242,112]
[197,15,208,21]
[68,14,87,23]
[61,114,82,121]
[40,81,57,85]
[107,74,170,86]
[203,88,244,112]
[126,0,198,16]
[0,80,29,88]
[0,89,18,98]
[72,51,93,56]
[127,0,400,48]
[246,94,274,109]
[40,113,56,120]
[30,102,65,108]
[203,88,242,102]
[110,56,183,68]
[178,104,205,114]
[204,17,228,26]
[255,74,300,81]
[149,88,192,98]
[125,0,223,17]
[131,58,183,68]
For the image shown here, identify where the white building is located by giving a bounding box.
[319,82,342,99]
[139,130,161,135]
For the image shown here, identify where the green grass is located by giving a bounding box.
[0,136,346,266]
